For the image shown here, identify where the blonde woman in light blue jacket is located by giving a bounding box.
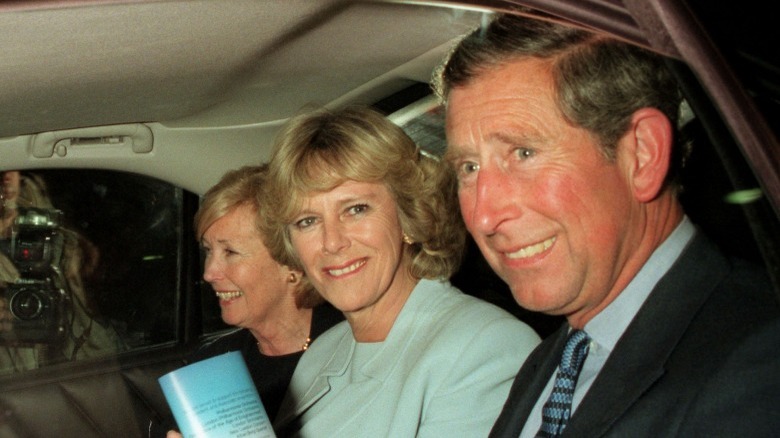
[260,106,540,437]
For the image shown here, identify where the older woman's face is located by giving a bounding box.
[289,180,412,316]
[202,204,292,329]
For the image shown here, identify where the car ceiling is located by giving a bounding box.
[0,0,484,136]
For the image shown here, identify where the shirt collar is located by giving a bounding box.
[585,216,696,352]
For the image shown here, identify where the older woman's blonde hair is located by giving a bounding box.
[260,106,466,283]
[194,164,321,308]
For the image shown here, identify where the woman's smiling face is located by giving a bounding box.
[201,204,292,329]
[288,180,415,319]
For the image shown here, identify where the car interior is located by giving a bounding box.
[0,0,777,436]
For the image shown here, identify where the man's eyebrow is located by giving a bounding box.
[489,131,536,146]
[442,130,541,163]
[443,145,467,163]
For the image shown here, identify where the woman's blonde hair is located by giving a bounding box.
[260,106,465,286]
[195,164,321,308]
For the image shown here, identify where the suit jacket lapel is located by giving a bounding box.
[359,283,432,382]
[273,329,354,433]
[490,325,568,437]
[564,232,730,436]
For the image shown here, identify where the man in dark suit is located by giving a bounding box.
[435,11,780,437]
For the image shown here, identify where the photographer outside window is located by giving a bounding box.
[0,171,123,374]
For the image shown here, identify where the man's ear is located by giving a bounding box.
[619,107,673,203]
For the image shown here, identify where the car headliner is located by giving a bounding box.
[0,0,778,215]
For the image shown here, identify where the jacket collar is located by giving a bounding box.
[272,327,354,434]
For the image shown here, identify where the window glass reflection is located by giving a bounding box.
[0,170,181,374]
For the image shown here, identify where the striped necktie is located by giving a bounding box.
[537,330,591,437]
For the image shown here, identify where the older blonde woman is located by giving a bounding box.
[152,165,341,437]
[261,107,540,437]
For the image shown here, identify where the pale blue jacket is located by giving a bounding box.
[274,279,540,437]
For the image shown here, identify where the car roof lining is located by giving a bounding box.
[0,0,484,137]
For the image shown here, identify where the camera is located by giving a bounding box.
[1,207,69,345]
[3,279,68,345]
[11,208,64,273]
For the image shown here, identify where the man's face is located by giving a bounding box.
[445,58,640,326]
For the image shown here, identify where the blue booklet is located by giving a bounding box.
[159,351,275,438]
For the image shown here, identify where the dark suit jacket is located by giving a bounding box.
[490,231,780,437]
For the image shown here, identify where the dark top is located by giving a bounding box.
[149,303,343,437]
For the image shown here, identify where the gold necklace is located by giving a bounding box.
[257,336,311,353]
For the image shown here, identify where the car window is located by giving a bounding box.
[0,169,182,375]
